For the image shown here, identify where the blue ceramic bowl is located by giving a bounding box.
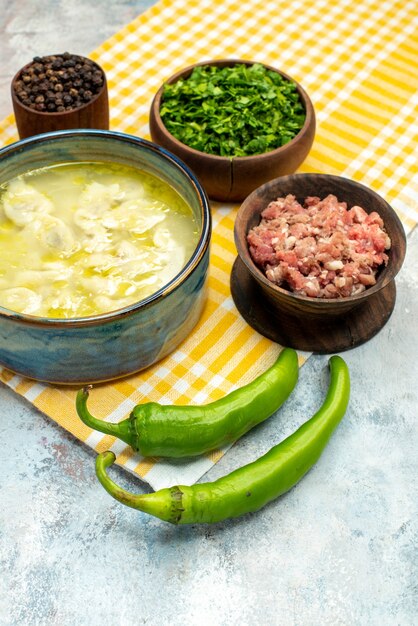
[0,130,211,384]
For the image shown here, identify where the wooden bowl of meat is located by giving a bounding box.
[149,59,315,202]
[232,173,406,352]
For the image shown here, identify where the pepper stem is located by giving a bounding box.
[95,451,142,509]
[76,387,134,446]
[95,452,179,523]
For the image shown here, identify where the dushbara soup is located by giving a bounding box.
[0,162,199,318]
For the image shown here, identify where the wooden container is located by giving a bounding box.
[149,59,316,203]
[11,56,109,139]
[232,173,407,352]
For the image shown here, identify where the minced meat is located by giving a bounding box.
[247,194,391,298]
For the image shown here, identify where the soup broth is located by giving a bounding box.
[0,162,199,318]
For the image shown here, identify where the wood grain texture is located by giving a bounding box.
[231,256,397,353]
[149,59,316,202]
[11,61,109,139]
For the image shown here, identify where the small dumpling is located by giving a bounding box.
[42,291,83,317]
[81,275,119,296]
[0,287,42,314]
[16,266,72,287]
[153,225,178,249]
[74,182,125,233]
[1,179,53,226]
[118,178,145,201]
[115,240,140,260]
[23,215,78,255]
[80,252,116,272]
[99,199,166,234]
[43,217,78,254]
[78,181,124,213]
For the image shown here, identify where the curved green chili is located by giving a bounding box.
[95,355,350,524]
[76,347,299,458]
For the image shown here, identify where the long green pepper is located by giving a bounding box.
[95,355,350,524]
[76,347,299,458]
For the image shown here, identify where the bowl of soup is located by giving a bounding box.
[0,130,211,383]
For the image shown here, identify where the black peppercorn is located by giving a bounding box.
[13,53,105,113]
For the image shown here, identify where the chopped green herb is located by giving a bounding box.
[160,63,306,157]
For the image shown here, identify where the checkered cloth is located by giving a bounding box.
[0,0,417,489]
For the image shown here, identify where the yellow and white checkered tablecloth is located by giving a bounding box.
[0,0,417,489]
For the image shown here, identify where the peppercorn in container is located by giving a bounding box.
[11,52,109,139]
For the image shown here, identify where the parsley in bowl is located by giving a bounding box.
[159,62,306,157]
[150,59,315,202]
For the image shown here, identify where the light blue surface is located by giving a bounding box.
[0,227,416,625]
[0,2,417,625]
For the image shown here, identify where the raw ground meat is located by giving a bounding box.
[247,194,391,298]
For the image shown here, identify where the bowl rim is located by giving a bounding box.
[234,172,406,305]
[11,56,108,117]
[0,129,211,327]
[150,58,315,163]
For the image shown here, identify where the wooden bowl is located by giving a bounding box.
[149,59,315,203]
[11,55,109,139]
[232,173,407,352]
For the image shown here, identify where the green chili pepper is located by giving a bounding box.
[76,347,299,458]
[95,355,350,524]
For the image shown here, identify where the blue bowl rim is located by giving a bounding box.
[0,129,211,327]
